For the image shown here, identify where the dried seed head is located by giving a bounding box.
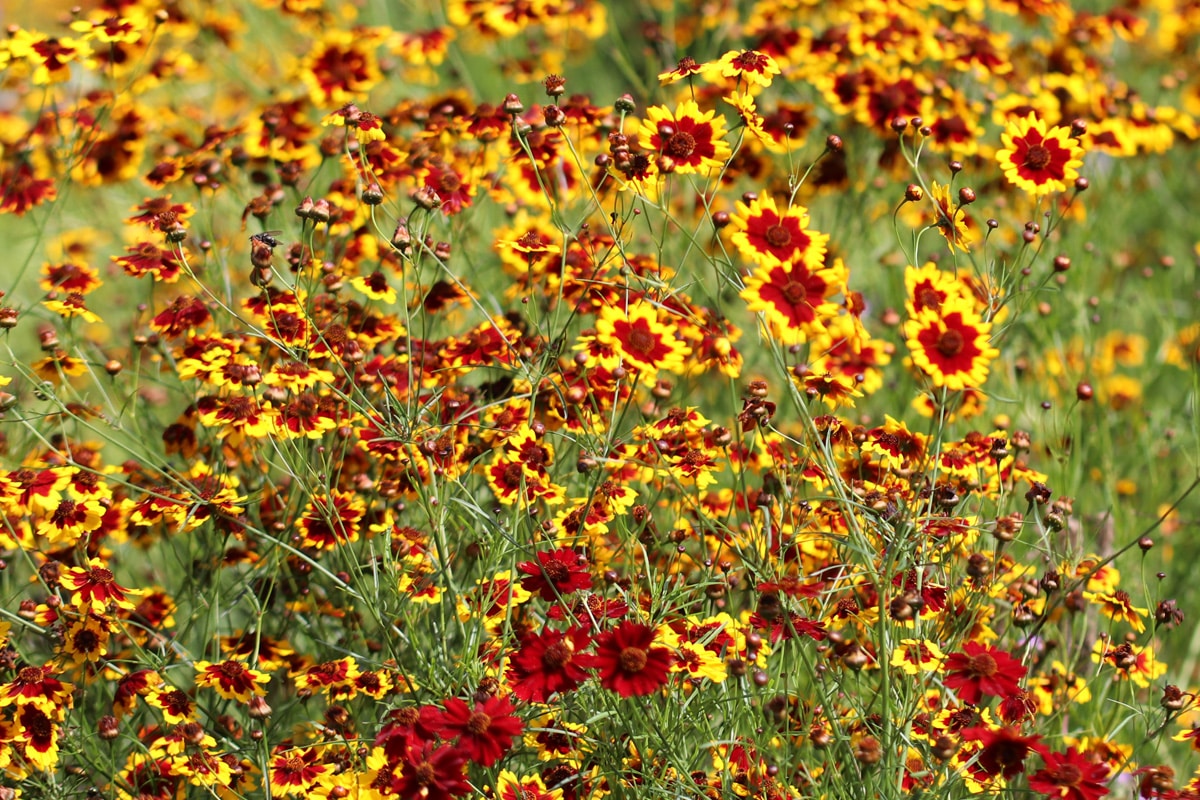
[543,104,566,127]
[502,93,524,115]
[543,74,567,97]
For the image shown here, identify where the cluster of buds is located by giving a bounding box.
[295,196,333,223]
[890,116,932,138]
[249,231,281,288]
[542,74,567,128]
[738,380,775,430]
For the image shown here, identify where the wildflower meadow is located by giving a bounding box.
[2,0,1200,798]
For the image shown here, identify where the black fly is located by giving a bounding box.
[250,230,283,249]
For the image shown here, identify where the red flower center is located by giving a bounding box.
[765,224,792,247]
[219,662,246,678]
[51,499,78,524]
[73,628,101,651]
[1022,143,1052,170]
[732,51,770,72]
[626,327,657,355]
[619,646,648,673]
[89,567,115,584]
[517,231,544,249]
[965,651,998,677]
[936,329,965,357]
[916,287,942,311]
[543,560,569,582]
[503,463,524,485]
[283,756,306,772]
[466,711,492,734]
[542,642,573,669]
[412,761,436,785]
[782,281,809,305]
[1048,763,1083,786]
[664,131,697,159]
[18,666,44,684]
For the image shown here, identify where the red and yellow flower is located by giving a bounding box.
[997,113,1085,196]
[594,300,692,384]
[741,257,846,345]
[729,194,828,268]
[637,100,731,174]
[59,558,143,613]
[905,300,999,391]
[194,660,271,702]
[270,746,329,796]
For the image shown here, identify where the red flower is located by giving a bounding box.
[517,548,593,601]
[1029,748,1111,800]
[580,621,674,697]
[0,161,57,215]
[390,742,470,800]
[374,705,444,761]
[943,641,1026,705]
[962,726,1047,780]
[151,295,210,338]
[435,695,523,767]
[506,627,592,703]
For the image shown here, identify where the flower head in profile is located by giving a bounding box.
[905,300,999,391]
[704,49,781,88]
[1082,589,1148,633]
[930,181,972,252]
[637,100,731,174]
[59,558,143,613]
[194,660,270,702]
[997,113,1084,196]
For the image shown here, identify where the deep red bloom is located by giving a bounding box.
[374,705,444,762]
[435,695,523,767]
[943,641,1027,705]
[507,626,592,703]
[1029,748,1111,800]
[962,726,1047,780]
[391,742,470,800]
[580,621,674,697]
[517,548,593,601]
